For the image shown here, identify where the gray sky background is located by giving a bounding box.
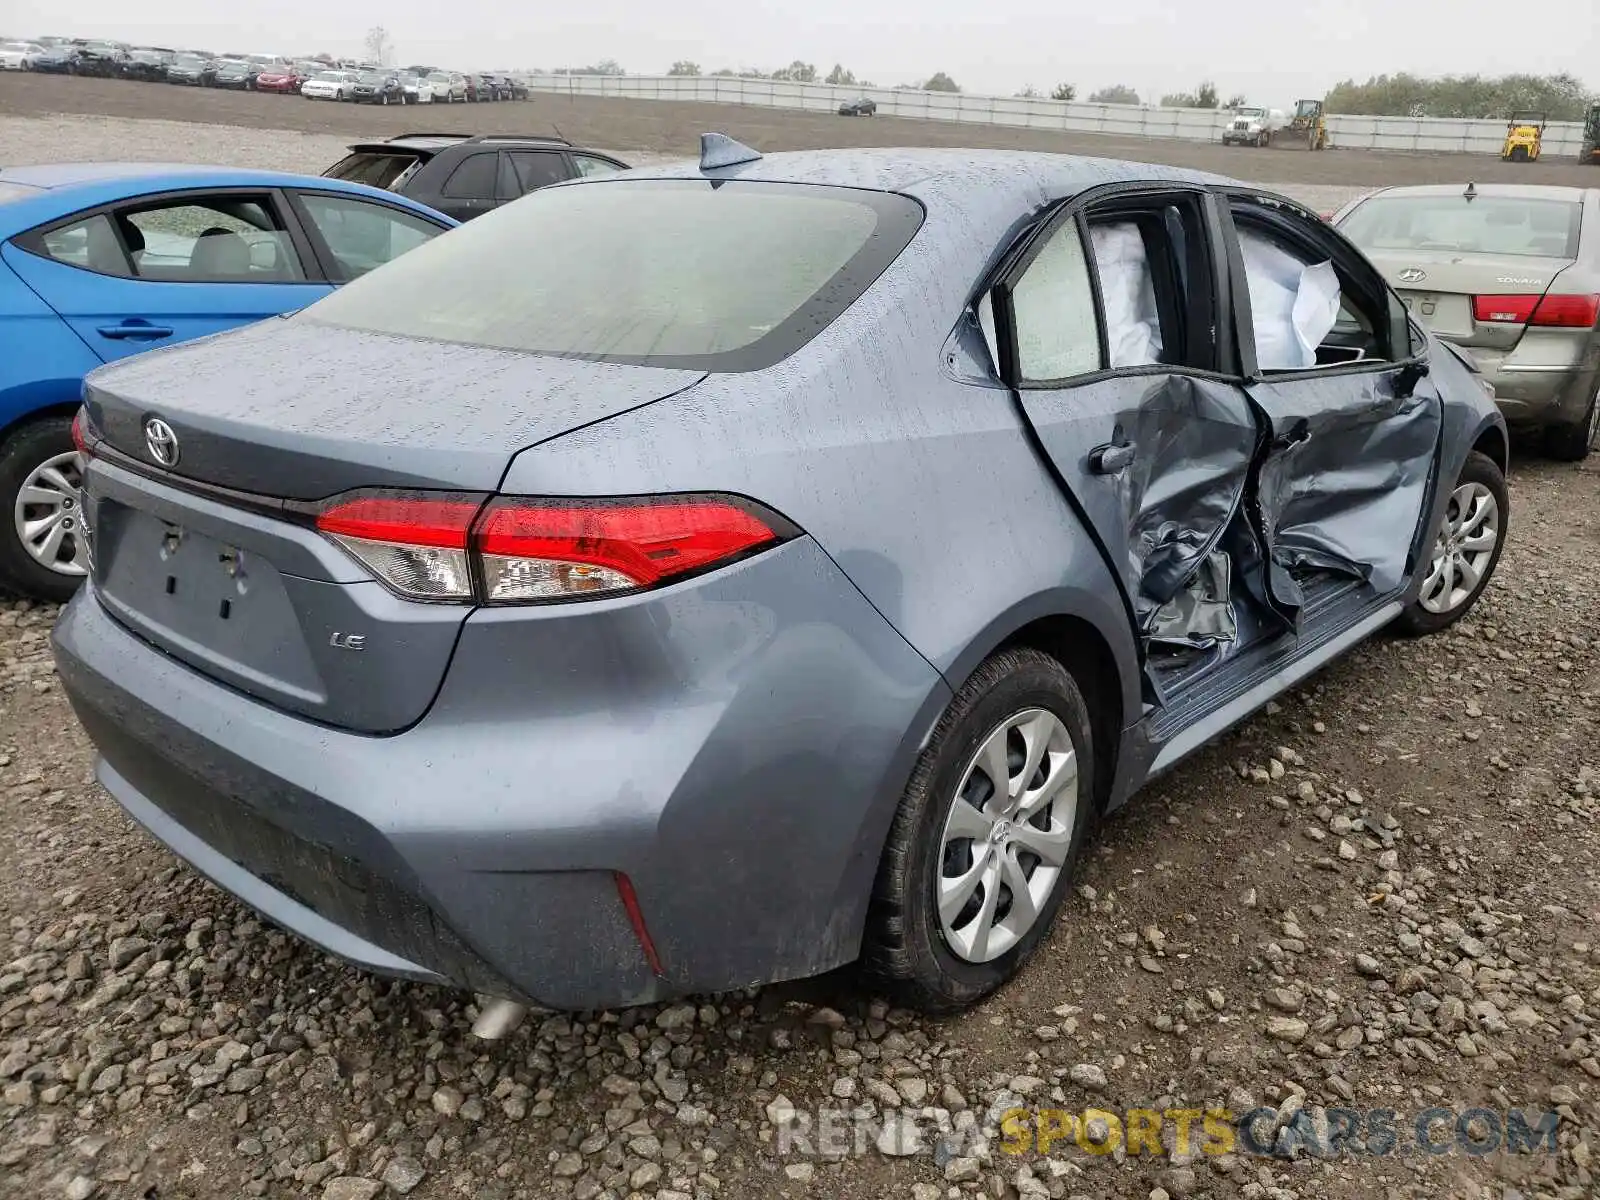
[10,0,1599,103]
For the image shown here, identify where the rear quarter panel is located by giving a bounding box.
[0,255,101,431]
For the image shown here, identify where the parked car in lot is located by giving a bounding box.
[29,45,79,74]
[351,70,405,105]
[397,71,431,104]
[163,53,214,86]
[301,70,355,101]
[254,65,305,94]
[424,70,466,103]
[462,73,489,102]
[839,97,877,116]
[211,58,259,90]
[0,41,45,70]
[119,48,173,82]
[71,41,127,77]
[52,142,1509,1016]
[0,162,454,600]
[322,132,628,222]
[1334,182,1600,459]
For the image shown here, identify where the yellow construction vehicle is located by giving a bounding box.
[1581,103,1600,165]
[1501,111,1546,162]
[1289,99,1327,150]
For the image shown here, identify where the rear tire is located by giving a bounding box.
[1394,451,1508,636]
[862,648,1095,1013]
[1544,390,1599,462]
[0,416,87,604]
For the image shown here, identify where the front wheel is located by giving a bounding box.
[862,647,1095,1013]
[1395,450,1508,636]
[0,416,89,603]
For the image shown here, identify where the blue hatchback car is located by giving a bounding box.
[0,163,454,599]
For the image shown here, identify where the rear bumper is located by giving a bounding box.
[1484,360,1600,428]
[54,537,947,1009]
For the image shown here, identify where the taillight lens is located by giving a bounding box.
[1473,293,1600,327]
[316,492,482,601]
[70,409,88,456]
[315,491,789,604]
[474,496,783,603]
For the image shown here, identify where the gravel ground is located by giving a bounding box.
[0,100,1598,1200]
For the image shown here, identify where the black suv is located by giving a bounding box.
[321,133,629,223]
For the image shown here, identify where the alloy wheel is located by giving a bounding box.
[936,708,1078,963]
[13,450,87,578]
[1418,481,1499,614]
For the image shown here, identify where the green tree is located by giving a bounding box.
[1161,80,1219,108]
[771,60,817,82]
[1324,71,1590,120]
[668,60,700,77]
[1224,92,1247,109]
[825,63,856,86]
[1016,84,1040,98]
[1051,82,1076,102]
[922,71,960,93]
[1088,84,1140,105]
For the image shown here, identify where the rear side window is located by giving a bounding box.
[295,193,443,281]
[1339,194,1580,259]
[34,213,131,276]
[299,179,924,371]
[324,153,423,191]
[442,153,497,199]
[573,154,624,178]
[1011,222,1103,380]
[507,151,567,194]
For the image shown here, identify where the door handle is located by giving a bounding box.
[1089,442,1137,474]
[96,322,174,340]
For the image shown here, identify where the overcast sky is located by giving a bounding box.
[10,0,1598,103]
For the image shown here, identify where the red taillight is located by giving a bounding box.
[1473,293,1600,327]
[1530,293,1600,328]
[315,492,483,601]
[1472,294,1538,324]
[315,491,787,604]
[474,496,782,603]
[70,409,88,456]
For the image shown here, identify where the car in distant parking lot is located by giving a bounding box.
[322,133,628,222]
[839,97,878,116]
[1334,182,1600,459]
[49,142,1509,1018]
[163,52,213,86]
[424,70,466,103]
[0,162,455,600]
[29,44,79,74]
[212,58,258,90]
[397,71,431,104]
[301,70,355,101]
[351,70,405,105]
[254,65,305,94]
[71,41,127,77]
[119,48,173,82]
[0,40,44,70]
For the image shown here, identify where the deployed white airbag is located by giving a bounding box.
[1237,230,1341,371]
[1090,223,1163,368]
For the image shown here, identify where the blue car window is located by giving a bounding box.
[295,192,443,282]
[38,214,131,277]
[122,198,306,283]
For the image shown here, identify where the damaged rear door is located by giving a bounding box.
[1218,189,1443,621]
[987,183,1259,659]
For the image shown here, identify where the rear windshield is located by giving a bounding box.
[324,152,423,190]
[299,179,924,370]
[1339,194,1581,259]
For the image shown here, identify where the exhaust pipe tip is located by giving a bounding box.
[470,996,529,1040]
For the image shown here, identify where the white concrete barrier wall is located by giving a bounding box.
[525,74,1588,158]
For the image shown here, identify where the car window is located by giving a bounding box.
[299,178,922,371]
[572,154,624,178]
[324,152,422,191]
[34,214,131,276]
[295,192,443,282]
[1339,194,1580,260]
[1009,221,1104,382]
[441,153,497,199]
[507,152,567,194]
[1230,199,1397,372]
[120,198,304,283]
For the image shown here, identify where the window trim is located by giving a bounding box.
[988,181,1243,392]
[1215,185,1422,383]
[13,186,325,284]
[283,187,452,284]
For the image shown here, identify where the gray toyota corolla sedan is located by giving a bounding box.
[55,140,1509,1015]
[1333,182,1600,459]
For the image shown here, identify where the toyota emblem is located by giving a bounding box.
[1397,267,1427,284]
[144,417,180,468]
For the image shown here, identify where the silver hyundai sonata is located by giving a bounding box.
[55,140,1508,1015]
[1334,182,1600,459]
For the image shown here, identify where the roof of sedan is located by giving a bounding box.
[617,146,1233,199]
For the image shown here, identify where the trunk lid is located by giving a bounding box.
[1362,248,1575,349]
[82,318,704,733]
